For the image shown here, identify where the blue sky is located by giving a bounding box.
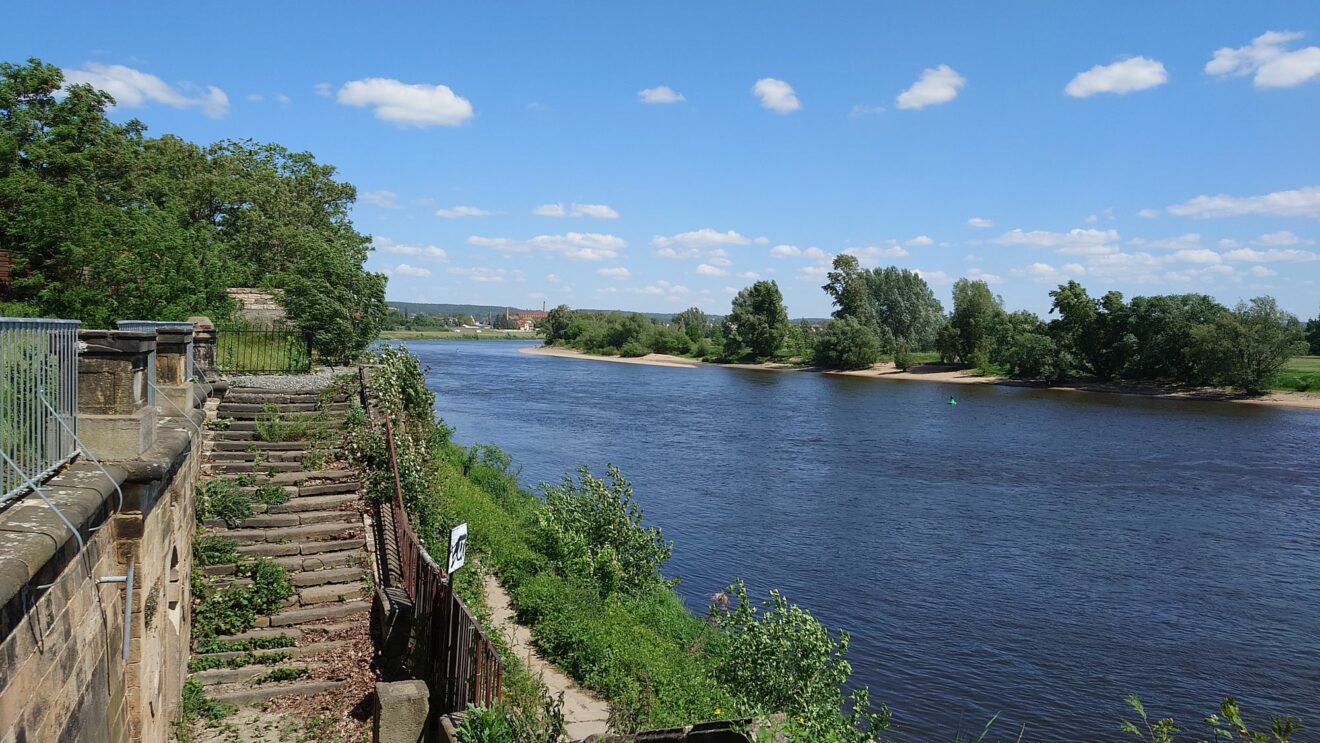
[6,2,1320,318]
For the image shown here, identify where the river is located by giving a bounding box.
[408,339,1320,741]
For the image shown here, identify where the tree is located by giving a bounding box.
[822,255,873,326]
[542,305,574,344]
[864,267,944,351]
[1120,294,1229,384]
[1047,281,1129,380]
[941,279,1005,366]
[1306,313,1320,355]
[1198,297,1307,394]
[724,280,789,361]
[671,306,709,343]
[813,317,881,370]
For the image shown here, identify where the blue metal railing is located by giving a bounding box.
[1,318,80,507]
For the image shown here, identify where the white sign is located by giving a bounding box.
[448,523,468,574]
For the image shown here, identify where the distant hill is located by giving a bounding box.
[385,299,819,324]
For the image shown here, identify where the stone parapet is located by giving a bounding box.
[77,330,158,460]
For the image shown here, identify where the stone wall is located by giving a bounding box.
[225,288,286,325]
[0,327,208,742]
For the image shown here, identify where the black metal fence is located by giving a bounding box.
[215,325,313,374]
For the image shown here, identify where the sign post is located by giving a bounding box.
[448,523,468,574]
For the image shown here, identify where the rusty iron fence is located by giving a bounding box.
[378,393,502,712]
[1,318,79,507]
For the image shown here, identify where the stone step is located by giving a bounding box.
[223,392,349,404]
[214,441,310,452]
[214,420,343,434]
[297,482,360,497]
[211,461,304,474]
[205,627,303,646]
[193,639,352,665]
[267,493,358,514]
[298,582,366,606]
[192,661,321,686]
[211,469,355,486]
[204,547,365,577]
[291,566,365,587]
[203,509,357,532]
[205,679,345,706]
[210,450,312,462]
[216,522,362,545]
[218,402,352,415]
[260,600,371,628]
[236,538,364,558]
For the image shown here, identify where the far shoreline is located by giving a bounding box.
[518,343,1320,412]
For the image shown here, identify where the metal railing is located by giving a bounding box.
[1,318,79,507]
[381,403,502,713]
[215,324,313,375]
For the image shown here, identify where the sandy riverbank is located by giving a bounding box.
[519,344,702,368]
[520,344,1320,411]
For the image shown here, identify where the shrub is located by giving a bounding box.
[180,678,234,723]
[453,705,513,743]
[255,403,312,442]
[251,483,289,506]
[538,466,672,596]
[196,480,252,527]
[813,317,881,370]
[191,558,293,639]
[892,341,914,371]
[193,535,239,566]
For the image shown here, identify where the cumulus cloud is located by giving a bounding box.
[738,271,761,280]
[965,267,1004,284]
[1065,56,1168,97]
[337,78,473,127]
[993,227,1120,249]
[752,78,801,113]
[1166,186,1320,218]
[638,85,684,104]
[469,232,626,261]
[448,266,511,283]
[906,235,934,247]
[392,264,432,277]
[1222,247,1319,263]
[533,203,619,219]
[435,205,491,218]
[967,217,994,228]
[314,83,332,97]
[1205,31,1320,88]
[850,104,886,117]
[770,244,802,258]
[1137,208,1161,219]
[1167,248,1223,264]
[596,267,631,280]
[360,190,402,209]
[372,236,448,260]
[63,62,229,118]
[914,269,952,285]
[629,280,690,298]
[652,229,751,250]
[896,65,965,110]
[1132,233,1203,250]
[696,263,728,277]
[843,244,908,266]
[1255,230,1302,245]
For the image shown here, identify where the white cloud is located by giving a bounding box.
[804,247,829,260]
[1250,265,1278,277]
[1206,31,1320,88]
[844,244,908,266]
[1013,262,1081,283]
[738,271,761,280]
[965,267,1004,284]
[360,190,402,209]
[597,267,631,280]
[1137,208,1161,219]
[372,236,447,260]
[706,248,732,266]
[1255,230,1301,246]
[896,65,965,110]
[753,236,771,245]
[629,280,690,298]
[652,229,751,250]
[1133,233,1202,250]
[314,83,332,97]
[967,217,993,228]
[246,93,263,102]
[449,266,510,283]
[696,263,728,277]
[1167,248,1223,264]
[850,104,886,117]
[336,78,473,127]
[275,93,292,105]
[1166,186,1320,218]
[469,232,626,261]
[1065,56,1168,98]
[532,203,619,219]
[906,235,934,247]
[993,228,1120,249]
[638,85,685,104]
[914,269,952,285]
[393,263,432,277]
[1222,247,1320,263]
[63,62,229,118]
[435,205,491,218]
[546,273,561,283]
[770,244,801,258]
[752,78,801,113]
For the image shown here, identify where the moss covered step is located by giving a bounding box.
[204,679,345,706]
[255,600,371,628]
[190,661,325,686]
[235,538,364,559]
[216,522,362,545]
[211,469,356,486]
[191,638,352,665]
[210,461,304,474]
[213,441,312,452]
[204,548,365,579]
[202,509,358,532]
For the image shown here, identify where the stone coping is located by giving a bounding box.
[0,406,204,642]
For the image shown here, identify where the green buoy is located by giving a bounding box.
[948,396,957,406]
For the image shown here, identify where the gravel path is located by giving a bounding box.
[225,366,356,392]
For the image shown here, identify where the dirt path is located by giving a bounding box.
[483,573,611,739]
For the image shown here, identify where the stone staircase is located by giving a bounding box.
[190,386,373,707]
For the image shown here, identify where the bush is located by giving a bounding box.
[191,558,294,639]
[180,678,234,723]
[196,480,253,527]
[454,705,513,743]
[813,317,881,370]
[619,340,649,358]
[193,535,239,566]
[892,341,914,371]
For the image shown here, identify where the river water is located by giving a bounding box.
[408,340,1320,741]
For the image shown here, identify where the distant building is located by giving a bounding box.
[507,308,548,331]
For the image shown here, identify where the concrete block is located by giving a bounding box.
[77,408,156,461]
[373,680,428,743]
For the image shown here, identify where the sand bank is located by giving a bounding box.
[518,344,701,368]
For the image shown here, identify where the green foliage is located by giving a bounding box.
[0,60,384,357]
[258,666,309,683]
[538,466,673,596]
[1121,695,1299,743]
[180,678,234,723]
[188,650,290,672]
[708,579,890,742]
[1197,297,1308,394]
[725,280,790,361]
[940,279,1006,365]
[1307,316,1320,355]
[454,705,514,743]
[251,483,290,506]
[813,317,881,370]
[542,305,574,344]
[193,634,296,654]
[193,535,239,566]
[892,340,914,371]
[196,479,253,527]
[255,403,313,442]
[205,417,235,431]
[823,255,944,352]
[191,558,293,640]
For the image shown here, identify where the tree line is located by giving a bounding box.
[0,58,386,361]
[542,252,1318,394]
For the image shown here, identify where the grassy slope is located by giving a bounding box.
[1273,356,1320,392]
[429,446,734,728]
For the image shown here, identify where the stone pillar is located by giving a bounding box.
[77,330,157,460]
[154,327,195,414]
[189,317,216,376]
[373,680,429,743]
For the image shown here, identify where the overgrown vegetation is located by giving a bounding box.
[180,678,235,724]
[194,633,297,655]
[190,557,294,640]
[193,534,240,566]
[0,58,385,361]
